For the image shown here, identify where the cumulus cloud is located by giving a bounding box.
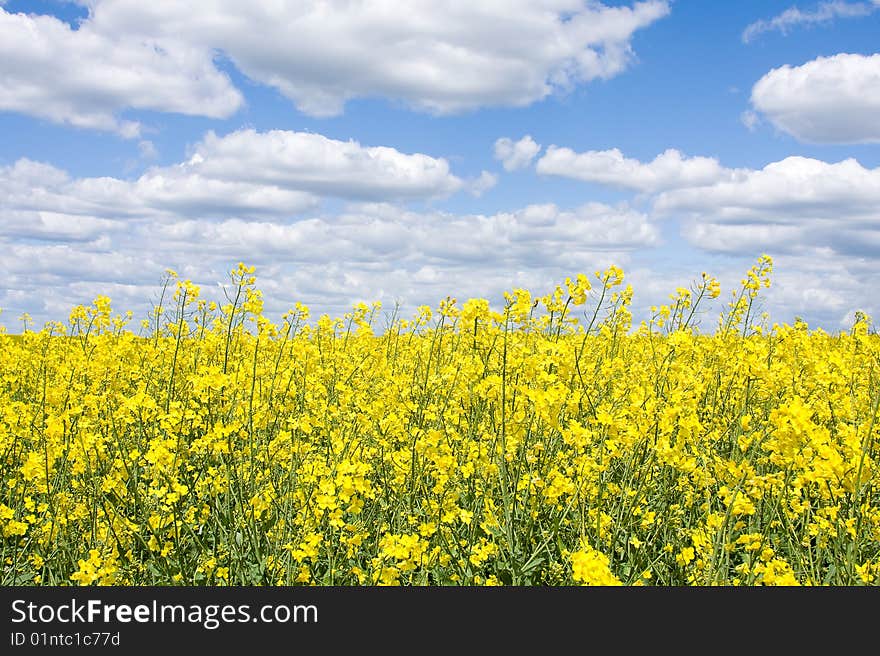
[682,218,880,330]
[527,143,880,324]
[490,141,880,268]
[665,253,878,332]
[740,110,761,131]
[536,147,735,192]
[0,194,659,329]
[0,158,319,222]
[0,8,243,136]
[138,140,158,160]
[186,129,464,200]
[468,171,498,197]
[0,129,467,232]
[750,53,880,144]
[146,202,659,266]
[656,156,880,222]
[767,255,879,328]
[0,130,660,327]
[7,125,880,332]
[0,209,124,243]
[494,136,542,171]
[0,1,670,129]
[655,156,880,257]
[742,1,878,43]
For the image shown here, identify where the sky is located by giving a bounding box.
[1,0,879,334]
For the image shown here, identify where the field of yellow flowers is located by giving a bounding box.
[1,256,878,586]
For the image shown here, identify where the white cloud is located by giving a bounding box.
[7,1,669,124]
[532,148,880,247]
[750,53,880,144]
[0,209,124,243]
[0,158,318,223]
[134,171,321,219]
[494,136,542,171]
[469,171,498,197]
[702,254,875,332]
[755,254,879,329]
[0,8,243,136]
[656,156,880,222]
[740,110,761,131]
[742,1,878,43]
[682,222,809,255]
[0,128,661,327]
[0,129,466,231]
[187,129,464,200]
[655,156,880,258]
[145,202,658,266]
[0,186,659,327]
[138,140,158,160]
[536,147,735,192]
[5,173,877,333]
[526,145,880,325]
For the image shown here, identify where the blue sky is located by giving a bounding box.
[1,0,879,332]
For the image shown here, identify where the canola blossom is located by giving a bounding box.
[1,257,878,586]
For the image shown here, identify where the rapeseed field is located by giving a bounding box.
[1,257,878,586]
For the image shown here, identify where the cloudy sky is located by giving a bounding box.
[2,0,879,332]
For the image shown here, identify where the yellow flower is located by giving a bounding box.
[570,542,622,586]
[676,547,695,567]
